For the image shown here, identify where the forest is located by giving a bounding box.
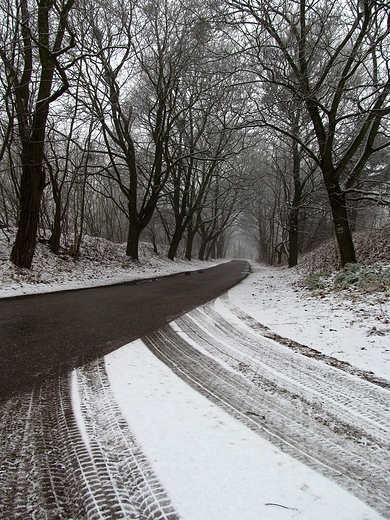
[1,0,389,270]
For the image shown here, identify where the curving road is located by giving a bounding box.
[0,260,250,399]
[1,261,389,519]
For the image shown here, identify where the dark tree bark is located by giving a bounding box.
[198,239,207,261]
[185,229,195,260]
[206,240,216,260]
[2,0,75,268]
[288,132,302,268]
[185,216,200,261]
[50,189,62,255]
[288,208,299,268]
[126,223,141,261]
[11,150,46,267]
[216,239,224,259]
[326,178,356,266]
[168,231,183,261]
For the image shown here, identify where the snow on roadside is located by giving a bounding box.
[101,263,388,519]
[227,263,390,383]
[0,231,222,298]
[99,257,387,520]
[105,339,382,520]
[1,230,388,390]
[2,232,389,518]
[1,231,388,396]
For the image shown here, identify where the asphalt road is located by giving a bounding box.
[0,260,249,400]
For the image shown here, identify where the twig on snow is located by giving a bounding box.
[265,502,298,511]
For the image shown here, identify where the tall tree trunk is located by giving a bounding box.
[198,240,206,261]
[216,239,224,258]
[185,227,196,261]
[207,240,216,260]
[73,170,87,259]
[288,118,301,268]
[8,0,75,268]
[50,197,62,255]
[288,205,299,268]
[168,231,183,260]
[326,180,356,266]
[49,173,62,254]
[126,223,141,261]
[10,149,46,268]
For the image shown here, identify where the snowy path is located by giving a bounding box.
[1,294,389,519]
[107,339,385,520]
[137,298,390,519]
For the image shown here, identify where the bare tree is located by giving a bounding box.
[76,0,216,261]
[197,171,243,260]
[42,106,100,256]
[238,143,286,264]
[0,0,75,267]
[258,86,319,266]
[165,96,248,259]
[227,0,390,266]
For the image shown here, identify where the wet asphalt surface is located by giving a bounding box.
[0,260,250,400]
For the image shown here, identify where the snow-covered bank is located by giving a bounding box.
[0,232,223,298]
[227,263,390,383]
[98,262,389,519]
[1,232,388,401]
[2,233,389,518]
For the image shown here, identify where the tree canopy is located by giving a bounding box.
[1,0,389,267]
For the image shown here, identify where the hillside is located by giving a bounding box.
[299,226,390,303]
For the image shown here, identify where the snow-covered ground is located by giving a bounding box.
[229,263,390,383]
[1,233,389,519]
[1,232,388,381]
[100,262,388,520]
[105,339,382,520]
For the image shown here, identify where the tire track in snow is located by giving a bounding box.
[0,366,179,519]
[143,300,390,519]
[0,378,86,519]
[184,305,390,443]
[0,391,47,519]
[74,359,179,520]
[219,292,390,390]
